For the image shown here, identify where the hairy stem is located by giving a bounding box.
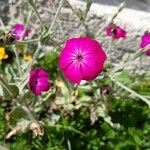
[95,1,126,38]
[13,45,23,77]
[16,38,40,45]
[50,0,64,36]
[16,99,37,122]
[0,18,6,31]
[66,0,90,36]
[110,46,150,74]
[27,0,45,30]
[49,0,64,33]
[49,124,86,137]
[109,75,150,107]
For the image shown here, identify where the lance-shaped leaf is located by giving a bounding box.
[85,0,92,14]
[9,106,30,126]
[0,76,19,100]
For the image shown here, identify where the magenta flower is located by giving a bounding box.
[59,37,107,84]
[145,50,150,56]
[140,32,150,56]
[105,24,126,39]
[28,68,50,96]
[12,23,30,40]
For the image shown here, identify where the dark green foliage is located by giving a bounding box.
[0,108,5,141]
[38,51,59,80]
[0,95,150,150]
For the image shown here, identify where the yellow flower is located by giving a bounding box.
[23,54,32,61]
[0,47,8,60]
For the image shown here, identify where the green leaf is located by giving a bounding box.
[85,0,92,14]
[9,106,29,125]
[9,84,19,97]
[76,9,84,21]
[115,71,132,83]
[0,76,19,100]
[28,0,34,6]
[40,28,53,44]
[128,128,142,145]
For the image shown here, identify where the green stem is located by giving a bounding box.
[59,70,73,94]
[48,0,64,33]
[28,42,41,69]
[95,1,126,38]
[49,124,86,137]
[25,8,33,26]
[109,75,150,107]
[66,0,89,32]
[110,1,126,22]
[13,45,23,77]
[50,0,64,36]
[27,0,45,30]
[108,38,113,65]
[16,38,40,45]
[0,18,6,31]
[19,43,42,93]
[67,139,72,150]
[110,47,149,74]
[49,37,62,49]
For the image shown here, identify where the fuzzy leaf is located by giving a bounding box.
[115,71,132,83]
[85,0,92,14]
[9,106,29,125]
[0,76,19,100]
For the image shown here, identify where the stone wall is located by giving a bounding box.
[0,0,150,73]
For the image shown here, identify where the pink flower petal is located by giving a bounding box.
[105,26,112,36]
[38,79,50,91]
[64,63,82,84]
[81,56,104,80]
[140,33,150,48]
[145,49,150,56]
[114,27,126,39]
[12,23,30,40]
[35,86,43,95]
[105,24,126,39]
[59,47,75,69]
[28,68,50,96]
[59,37,107,84]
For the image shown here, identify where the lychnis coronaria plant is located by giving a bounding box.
[12,23,30,40]
[59,37,107,84]
[105,24,126,39]
[140,32,150,56]
[0,0,150,142]
[28,68,50,96]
